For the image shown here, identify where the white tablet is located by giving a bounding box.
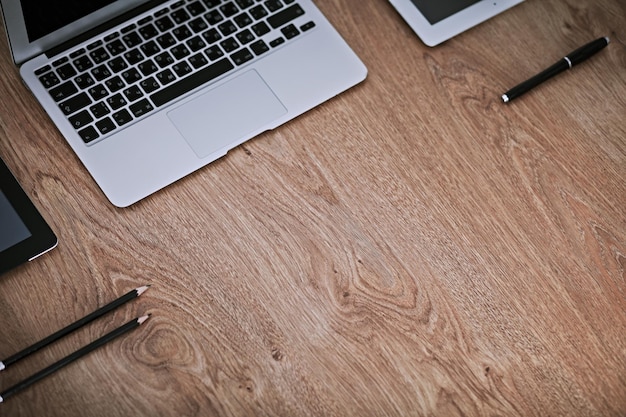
[388,0,525,46]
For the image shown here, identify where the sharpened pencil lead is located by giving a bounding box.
[138,314,151,325]
[136,285,151,296]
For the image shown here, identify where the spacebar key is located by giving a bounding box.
[150,58,235,107]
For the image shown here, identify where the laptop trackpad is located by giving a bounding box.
[168,70,287,159]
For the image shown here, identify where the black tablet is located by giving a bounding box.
[0,156,57,275]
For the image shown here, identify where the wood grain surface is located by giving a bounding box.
[1,0,624,416]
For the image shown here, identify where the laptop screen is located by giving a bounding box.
[1,0,149,64]
[21,0,116,42]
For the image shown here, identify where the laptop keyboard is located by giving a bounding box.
[34,0,315,144]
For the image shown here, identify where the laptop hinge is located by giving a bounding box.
[46,0,170,58]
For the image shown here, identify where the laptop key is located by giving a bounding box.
[140,77,160,93]
[156,69,177,85]
[251,21,270,36]
[173,62,193,77]
[250,39,269,55]
[204,10,224,25]
[90,102,110,118]
[60,92,92,115]
[105,76,125,92]
[249,5,268,20]
[112,109,133,126]
[150,58,234,107]
[139,23,159,40]
[92,65,112,81]
[236,0,255,9]
[69,110,93,129]
[90,47,111,63]
[74,55,94,72]
[74,73,96,89]
[35,65,52,76]
[157,33,177,49]
[204,45,225,60]
[187,36,207,51]
[202,28,222,44]
[172,9,191,23]
[155,16,175,32]
[173,25,193,41]
[96,118,116,134]
[189,53,208,69]
[264,0,283,13]
[138,59,159,75]
[109,56,129,72]
[171,44,191,59]
[234,12,252,28]
[122,32,143,48]
[236,29,255,44]
[50,81,78,102]
[300,21,315,31]
[106,39,127,55]
[40,72,61,89]
[78,126,99,143]
[57,63,77,80]
[189,17,209,33]
[154,51,175,67]
[107,93,127,110]
[220,2,239,17]
[187,1,207,16]
[130,99,154,117]
[220,37,239,53]
[140,40,161,57]
[281,23,299,39]
[267,4,304,29]
[232,48,253,65]
[122,68,143,84]
[89,84,109,100]
[203,0,223,9]
[123,85,144,102]
[269,37,284,47]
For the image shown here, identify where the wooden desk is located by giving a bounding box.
[1,0,624,415]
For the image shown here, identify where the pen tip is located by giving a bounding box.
[604,36,610,44]
[501,94,510,103]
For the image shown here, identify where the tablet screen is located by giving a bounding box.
[409,0,480,24]
[0,157,57,275]
[389,0,524,46]
[0,190,32,252]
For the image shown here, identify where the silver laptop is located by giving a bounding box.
[1,0,366,207]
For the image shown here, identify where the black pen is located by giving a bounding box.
[502,37,610,103]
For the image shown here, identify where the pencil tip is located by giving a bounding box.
[136,285,151,296]
[138,314,151,325]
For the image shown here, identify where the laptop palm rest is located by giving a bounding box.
[168,70,287,159]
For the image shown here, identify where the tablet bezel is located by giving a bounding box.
[0,157,57,275]
[388,0,525,46]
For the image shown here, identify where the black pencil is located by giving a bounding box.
[0,285,150,372]
[0,314,150,404]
